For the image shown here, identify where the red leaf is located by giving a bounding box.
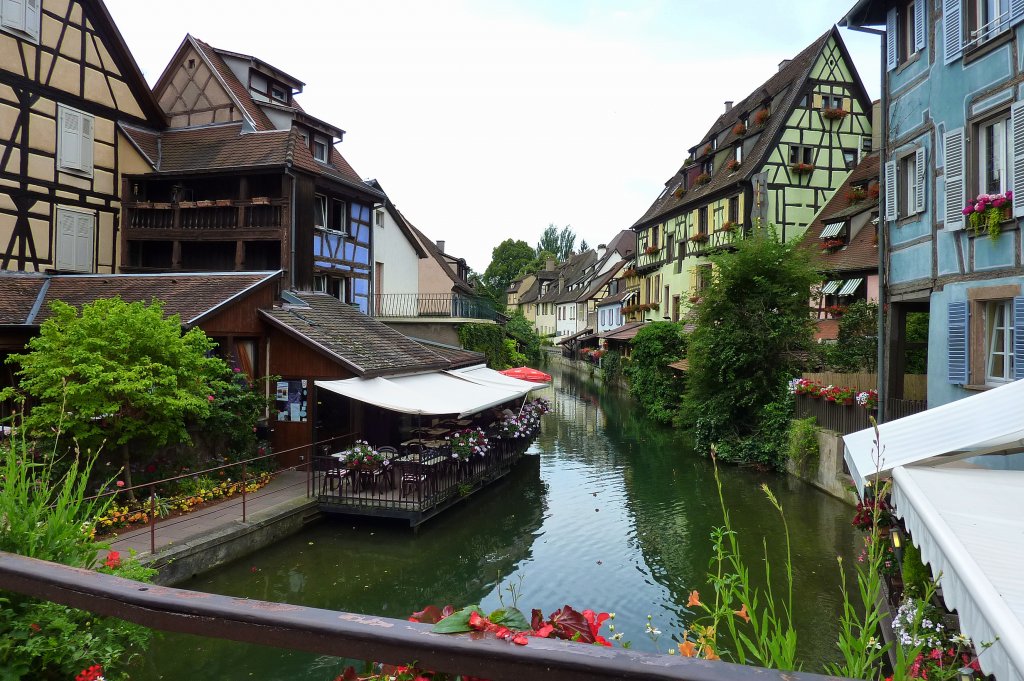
[409,604,452,624]
[546,605,595,644]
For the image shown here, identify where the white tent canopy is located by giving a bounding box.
[893,467,1024,681]
[316,370,535,418]
[843,378,1024,494]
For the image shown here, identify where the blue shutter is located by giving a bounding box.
[948,301,969,384]
[1012,0,1024,27]
[915,0,927,52]
[944,0,963,65]
[887,8,899,71]
[1014,296,1024,380]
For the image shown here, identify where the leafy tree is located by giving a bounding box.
[505,309,543,364]
[458,323,526,369]
[682,229,817,467]
[520,249,558,277]
[5,298,229,494]
[825,301,877,372]
[623,322,686,423]
[536,223,577,261]
[482,239,535,303]
[578,238,590,253]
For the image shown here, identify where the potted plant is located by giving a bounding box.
[851,497,895,531]
[644,245,659,255]
[791,162,815,175]
[720,221,737,233]
[701,143,714,156]
[732,122,746,136]
[448,428,489,460]
[695,172,712,185]
[724,159,741,172]
[689,232,709,244]
[822,107,849,121]
[339,440,385,469]
[963,191,1013,240]
[753,109,770,126]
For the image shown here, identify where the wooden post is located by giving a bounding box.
[241,461,247,523]
[171,240,181,269]
[149,484,156,555]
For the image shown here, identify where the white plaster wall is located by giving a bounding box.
[375,210,421,295]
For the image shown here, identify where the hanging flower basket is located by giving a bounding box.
[822,107,849,121]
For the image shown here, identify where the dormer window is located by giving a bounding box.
[271,84,289,104]
[313,136,329,163]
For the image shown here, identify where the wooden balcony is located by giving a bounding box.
[684,228,738,257]
[122,198,286,240]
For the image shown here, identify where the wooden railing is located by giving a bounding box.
[0,550,858,681]
[684,229,738,257]
[793,395,874,435]
[123,199,286,231]
[801,373,927,401]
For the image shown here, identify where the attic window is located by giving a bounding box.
[313,137,329,163]
[271,84,289,104]
[187,58,195,69]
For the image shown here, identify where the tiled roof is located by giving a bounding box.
[408,337,485,369]
[259,292,451,377]
[555,327,592,345]
[192,37,276,131]
[578,260,625,303]
[598,289,634,306]
[0,272,280,326]
[601,321,646,341]
[539,251,599,304]
[119,122,160,167]
[668,359,690,372]
[798,153,880,274]
[631,29,835,230]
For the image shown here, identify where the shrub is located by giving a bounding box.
[788,417,819,471]
[623,322,686,424]
[900,541,932,600]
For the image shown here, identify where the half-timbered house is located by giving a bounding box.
[0,0,165,274]
[117,35,384,312]
[629,27,873,325]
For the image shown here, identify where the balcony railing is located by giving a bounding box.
[0,549,858,681]
[123,198,286,232]
[685,229,738,257]
[374,293,499,321]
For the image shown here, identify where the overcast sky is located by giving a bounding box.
[106,0,880,273]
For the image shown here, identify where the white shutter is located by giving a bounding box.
[1012,0,1024,27]
[55,210,76,270]
[944,128,965,229]
[1012,100,1024,218]
[885,160,898,221]
[944,0,963,65]
[23,0,37,40]
[80,114,94,174]
[886,8,899,71]
[58,107,82,172]
[915,147,927,214]
[915,1,926,52]
[74,213,94,272]
[1,0,25,32]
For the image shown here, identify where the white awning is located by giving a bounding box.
[837,278,863,296]
[450,365,546,391]
[893,466,1024,681]
[820,221,846,238]
[843,378,1024,494]
[821,280,843,295]
[316,370,532,417]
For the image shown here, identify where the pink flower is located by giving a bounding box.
[115,480,125,488]
[962,206,974,215]
[1006,190,1013,200]
[207,395,215,402]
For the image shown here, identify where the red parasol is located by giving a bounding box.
[499,367,552,383]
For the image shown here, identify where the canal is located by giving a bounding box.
[132,364,858,679]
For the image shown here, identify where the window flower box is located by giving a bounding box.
[824,304,848,318]
[963,191,1013,240]
[178,200,197,208]
[196,200,214,207]
[822,107,849,121]
[214,199,233,207]
[644,245,659,255]
[732,122,746,136]
[695,172,712,185]
[621,268,638,278]
[720,221,737,233]
[821,238,845,252]
[845,188,866,204]
[689,232,709,244]
[688,295,701,304]
[701,143,713,157]
[673,186,686,199]
[725,159,741,172]
[753,109,770,126]
[791,162,815,175]
[152,202,173,209]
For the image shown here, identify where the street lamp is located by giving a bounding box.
[890,526,904,563]
[958,667,974,681]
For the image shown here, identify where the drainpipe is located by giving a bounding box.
[285,169,298,291]
[846,21,887,423]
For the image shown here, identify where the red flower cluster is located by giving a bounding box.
[76,665,105,681]
[852,498,895,530]
[103,551,121,570]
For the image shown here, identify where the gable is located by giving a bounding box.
[0,0,162,124]
[154,41,245,129]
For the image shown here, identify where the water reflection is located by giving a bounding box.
[133,364,856,679]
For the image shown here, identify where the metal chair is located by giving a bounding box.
[399,461,430,499]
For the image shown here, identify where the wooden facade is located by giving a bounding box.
[0,0,162,274]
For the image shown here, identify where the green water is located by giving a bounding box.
[131,365,858,680]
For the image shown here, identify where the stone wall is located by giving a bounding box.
[785,426,858,506]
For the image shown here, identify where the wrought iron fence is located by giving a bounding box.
[374,293,499,320]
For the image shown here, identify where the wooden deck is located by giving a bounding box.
[313,437,535,526]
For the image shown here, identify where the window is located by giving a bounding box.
[695,264,711,292]
[843,148,858,170]
[898,152,919,216]
[55,207,95,272]
[977,113,1011,195]
[314,195,327,229]
[702,159,713,175]
[313,137,329,163]
[985,300,1014,383]
[374,208,385,227]
[271,84,289,104]
[331,199,347,234]
[728,195,740,223]
[966,0,1009,46]
[57,106,94,176]
[698,207,708,233]
[0,0,39,41]
[886,0,925,70]
[733,145,742,164]
[789,145,813,165]
[822,94,844,110]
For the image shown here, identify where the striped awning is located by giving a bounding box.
[819,221,846,239]
[821,280,843,295]
[838,278,863,296]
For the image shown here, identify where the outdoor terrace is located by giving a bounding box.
[373,292,502,321]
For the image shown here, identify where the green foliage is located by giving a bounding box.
[5,298,229,489]
[695,393,794,470]
[536,223,577,261]
[682,229,817,463]
[787,417,819,471]
[623,322,686,424]
[482,238,535,304]
[0,441,154,679]
[458,324,521,370]
[504,310,543,364]
[520,249,558,277]
[826,301,878,372]
[905,312,929,374]
[900,541,932,600]
[600,350,623,384]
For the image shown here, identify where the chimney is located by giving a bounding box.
[724,101,733,112]
[545,258,556,271]
[435,240,445,253]
[778,59,791,72]
[597,243,607,259]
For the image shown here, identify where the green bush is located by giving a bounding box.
[788,417,819,471]
[458,322,535,369]
[600,350,623,384]
[901,541,932,600]
[623,322,686,424]
[825,301,877,372]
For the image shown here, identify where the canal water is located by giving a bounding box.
[132,364,858,679]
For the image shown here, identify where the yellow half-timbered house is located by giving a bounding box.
[0,0,164,273]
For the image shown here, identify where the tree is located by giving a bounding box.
[578,238,590,253]
[6,298,229,494]
[682,229,817,468]
[536,223,577,261]
[482,238,535,303]
[520,249,558,277]
[624,322,687,423]
[825,301,877,372]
